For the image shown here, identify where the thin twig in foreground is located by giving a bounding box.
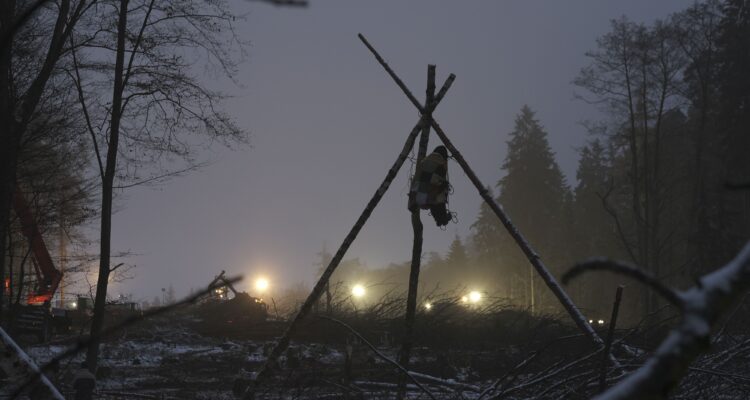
[563,258,684,309]
[12,276,242,398]
[319,315,438,400]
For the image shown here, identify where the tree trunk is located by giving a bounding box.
[324,282,331,314]
[0,143,17,325]
[86,0,128,373]
[0,0,80,325]
[0,0,18,326]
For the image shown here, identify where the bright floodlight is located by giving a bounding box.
[352,284,366,298]
[468,291,482,303]
[255,278,269,292]
[424,302,433,310]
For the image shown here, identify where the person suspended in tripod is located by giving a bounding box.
[408,145,453,227]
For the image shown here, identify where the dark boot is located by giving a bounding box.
[430,205,451,227]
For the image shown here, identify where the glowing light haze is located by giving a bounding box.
[107,0,691,301]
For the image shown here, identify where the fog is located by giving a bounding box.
[107,0,690,301]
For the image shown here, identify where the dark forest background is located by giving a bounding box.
[2,0,749,327]
[312,0,750,325]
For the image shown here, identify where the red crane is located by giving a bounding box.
[12,184,63,305]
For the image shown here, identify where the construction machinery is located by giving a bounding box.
[6,184,70,341]
[12,184,62,305]
[191,271,269,337]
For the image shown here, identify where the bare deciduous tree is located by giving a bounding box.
[0,0,94,323]
[67,0,246,370]
[574,17,688,315]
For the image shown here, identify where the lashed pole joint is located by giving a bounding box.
[243,66,456,398]
[357,33,614,361]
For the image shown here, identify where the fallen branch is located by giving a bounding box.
[408,370,481,393]
[596,241,750,399]
[97,390,178,399]
[10,276,242,398]
[563,258,683,309]
[687,367,750,384]
[490,348,603,399]
[0,325,65,400]
[478,351,539,399]
[320,315,438,400]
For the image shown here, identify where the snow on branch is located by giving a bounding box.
[0,326,65,400]
[319,315,438,400]
[588,241,750,399]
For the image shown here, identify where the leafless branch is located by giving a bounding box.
[109,262,125,273]
[563,258,684,309]
[0,0,51,52]
[112,162,208,189]
[0,325,65,399]
[11,275,243,397]
[319,315,438,400]
[247,0,309,6]
[596,182,638,263]
[596,242,750,399]
[725,181,750,191]
[478,351,539,399]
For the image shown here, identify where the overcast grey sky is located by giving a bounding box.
[103,0,692,301]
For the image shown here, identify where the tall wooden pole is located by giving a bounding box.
[397,65,436,398]
[599,286,624,392]
[358,33,612,358]
[243,73,456,398]
[530,264,535,314]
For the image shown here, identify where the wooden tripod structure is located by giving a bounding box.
[242,34,616,398]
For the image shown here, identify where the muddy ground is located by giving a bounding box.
[14,305,748,399]
[18,308,593,399]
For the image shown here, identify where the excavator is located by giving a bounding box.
[191,271,269,336]
[6,184,69,341]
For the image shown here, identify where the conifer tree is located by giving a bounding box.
[469,187,506,294]
[426,236,469,291]
[496,105,570,312]
[445,235,469,269]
